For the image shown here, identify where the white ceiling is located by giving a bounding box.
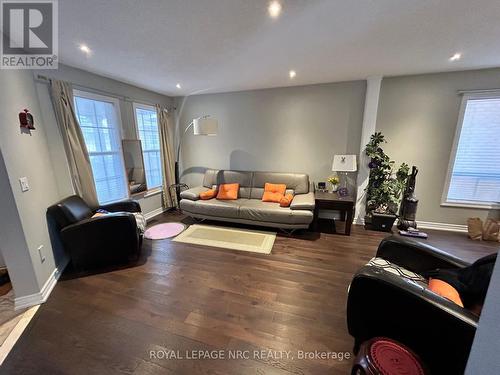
[59,0,500,96]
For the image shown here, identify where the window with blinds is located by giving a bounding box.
[74,91,128,204]
[444,95,500,207]
[133,104,163,190]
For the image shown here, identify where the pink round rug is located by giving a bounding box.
[144,223,186,240]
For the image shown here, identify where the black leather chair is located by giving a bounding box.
[347,236,478,375]
[47,195,143,270]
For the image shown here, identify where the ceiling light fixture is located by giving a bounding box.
[449,53,462,62]
[176,83,181,89]
[79,44,91,55]
[289,70,296,79]
[268,0,282,19]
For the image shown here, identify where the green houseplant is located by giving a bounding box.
[365,132,409,231]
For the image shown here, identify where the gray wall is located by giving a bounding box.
[376,68,500,225]
[35,64,174,215]
[175,81,366,189]
[0,70,65,297]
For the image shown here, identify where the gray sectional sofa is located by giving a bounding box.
[180,169,315,229]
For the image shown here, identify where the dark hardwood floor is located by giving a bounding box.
[1,212,497,374]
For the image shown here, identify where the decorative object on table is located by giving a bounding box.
[175,115,218,203]
[173,224,276,254]
[144,222,186,240]
[313,191,355,235]
[364,132,410,232]
[19,109,35,130]
[467,218,483,240]
[397,166,420,230]
[327,175,340,193]
[482,219,500,242]
[332,154,357,197]
[352,337,428,375]
[399,228,428,239]
[316,181,327,192]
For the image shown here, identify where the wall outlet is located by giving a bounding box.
[37,245,45,263]
[19,177,29,192]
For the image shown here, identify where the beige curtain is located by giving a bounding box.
[50,80,98,207]
[156,105,177,208]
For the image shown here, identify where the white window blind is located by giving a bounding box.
[445,96,500,206]
[134,105,163,189]
[74,92,128,204]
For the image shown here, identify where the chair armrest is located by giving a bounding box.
[347,266,477,374]
[180,186,210,201]
[99,199,141,213]
[376,236,471,274]
[290,192,315,210]
[61,213,140,269]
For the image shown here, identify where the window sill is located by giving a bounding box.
[441,201,500,210]
[144,188,163,198]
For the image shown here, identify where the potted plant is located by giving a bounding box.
[364,132,409,232]
[327,175,340,192]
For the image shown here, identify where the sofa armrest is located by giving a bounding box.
[99,199,141,213]
[180,186,210,201]
[347,266,477,374]
[377,236,471,274]
[290,192,315,210]
[61,213,140,269]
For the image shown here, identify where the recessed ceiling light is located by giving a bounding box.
[449,53,462,62]
[289,70,296,79]
[176,83,181,89]
[79,44,91,55]
[268,1,282,19]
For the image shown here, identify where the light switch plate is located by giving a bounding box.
[19,177,29,192]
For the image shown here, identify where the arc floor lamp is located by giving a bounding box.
[175,115,218,203]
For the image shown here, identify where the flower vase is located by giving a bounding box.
[331,184,339,193]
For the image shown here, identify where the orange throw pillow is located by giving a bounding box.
[216,183,239,200]
[280,193,294,207]
[428,278,464,307]
[200,189,217,200]
[262,183,287,203]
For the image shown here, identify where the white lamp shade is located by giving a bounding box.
[332,154,357,172]
[193,117,218,136]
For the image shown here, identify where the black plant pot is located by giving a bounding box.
[370,213,397,232]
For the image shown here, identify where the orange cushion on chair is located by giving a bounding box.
[200,189,217,200]
[216,183,239,200]
[428,278,464,307]
[280,193,294,207]
[262,183,287,203]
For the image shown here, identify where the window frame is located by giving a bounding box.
[132,102,163,193]
[73,89,130,204]
[441,92,500,209]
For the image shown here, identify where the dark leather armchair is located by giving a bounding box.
[347,236,478,375]
[47,195,143,270]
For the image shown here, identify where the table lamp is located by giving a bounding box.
[332,154,357,197]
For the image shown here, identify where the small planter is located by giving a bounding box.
[331,184,339,193]
[370,213,397,232]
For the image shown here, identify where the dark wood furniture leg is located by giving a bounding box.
[345,206,354,236]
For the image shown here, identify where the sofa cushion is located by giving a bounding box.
[180,198,244,218]
[252,171,309,194]
[239,200,313,225]
[180,186,210,201]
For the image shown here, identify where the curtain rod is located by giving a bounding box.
[34,73,176,111]
[457,88,500,95]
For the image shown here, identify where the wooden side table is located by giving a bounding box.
[313,191,355,235]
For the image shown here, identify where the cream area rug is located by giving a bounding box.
[173,224,276,254]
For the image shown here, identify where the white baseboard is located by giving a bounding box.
[14,259,68,310]
[144,207,168,221]
[352,217,467,233]
[416,221,467,233]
